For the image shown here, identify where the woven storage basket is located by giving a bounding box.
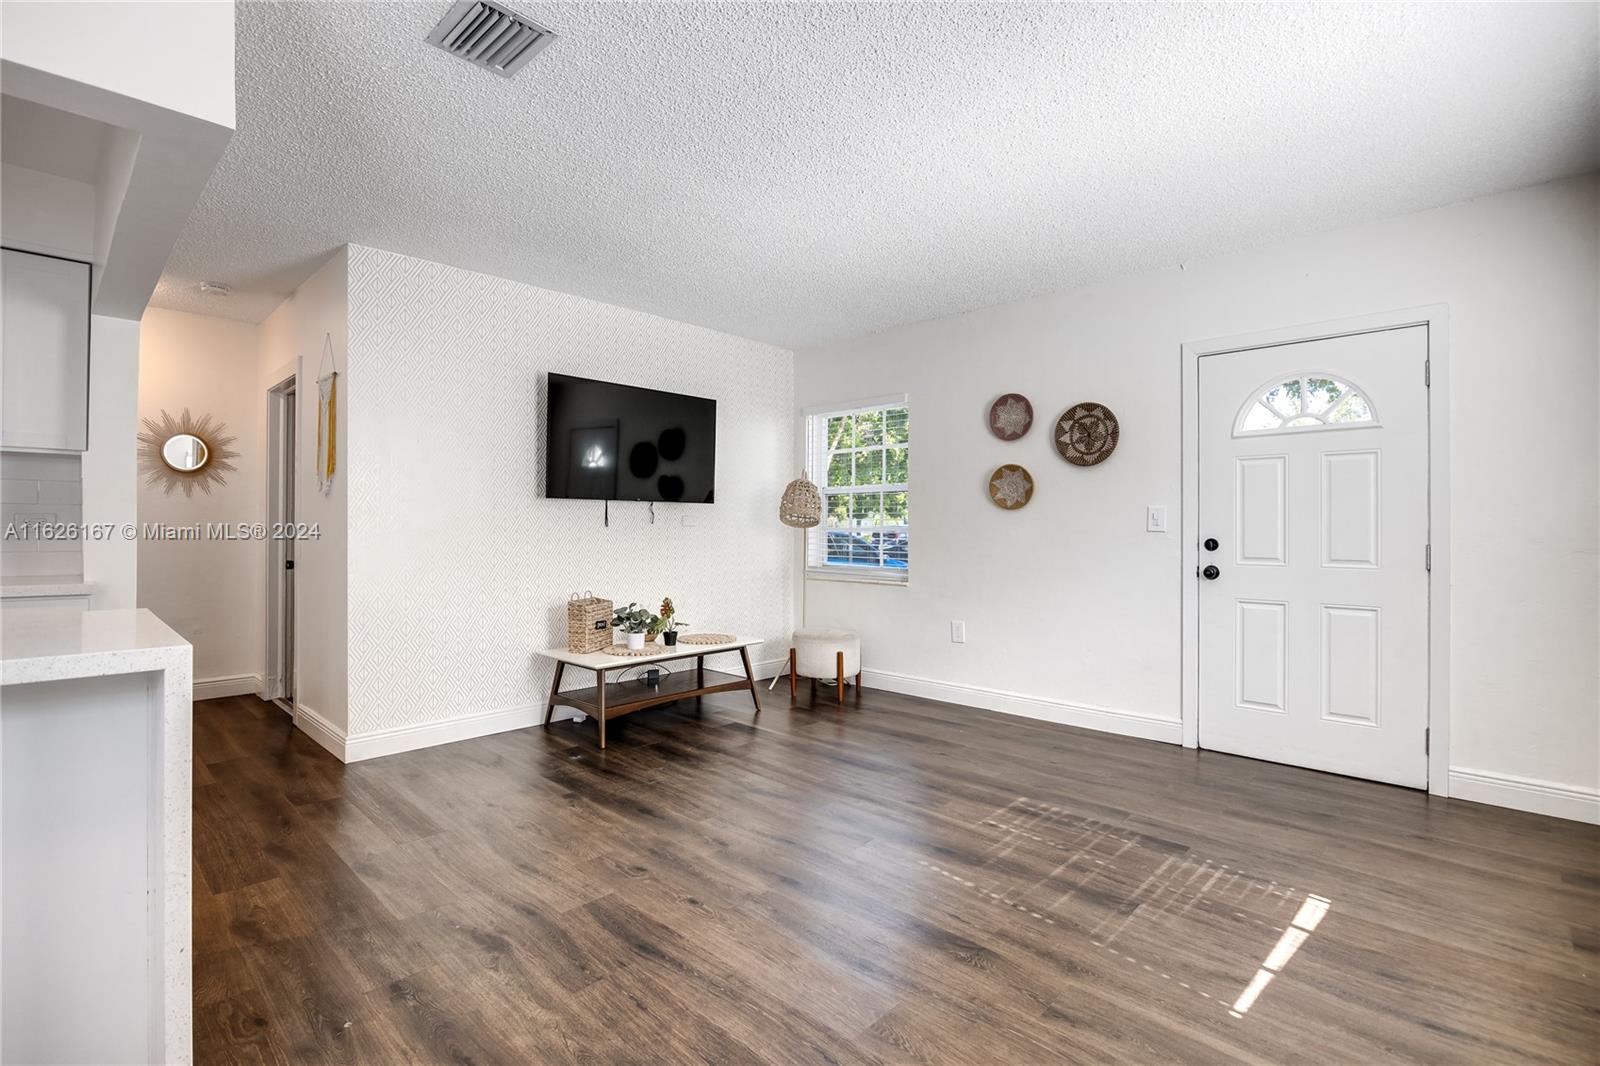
[779,473,822,528]
[566,591,612,653]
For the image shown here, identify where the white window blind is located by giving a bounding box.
[803,395,909,582]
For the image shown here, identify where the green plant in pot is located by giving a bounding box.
[611,603,659,651]
[657,597,688,646]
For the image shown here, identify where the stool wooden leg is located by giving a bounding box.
[855,669,862,703]
[788,648,797,700]
[836,651,845,704]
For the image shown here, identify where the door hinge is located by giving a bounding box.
[1424,544,1432,571]
[1424,727,1430,755]
[1424,359,1431,387]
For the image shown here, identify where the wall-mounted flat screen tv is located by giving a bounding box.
[545,373,716,503]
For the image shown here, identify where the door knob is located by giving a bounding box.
[1203,538,1219,552]
[1202,565,1220,580]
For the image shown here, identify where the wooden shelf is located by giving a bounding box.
[558,668,748,721]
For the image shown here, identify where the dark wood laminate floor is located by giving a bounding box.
[193,686,1600,1065]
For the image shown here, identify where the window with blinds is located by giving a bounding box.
[803,396,909,582]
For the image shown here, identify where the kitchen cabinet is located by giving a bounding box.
[2,248,91,452]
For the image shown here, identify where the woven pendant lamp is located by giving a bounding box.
[779,472,822,528]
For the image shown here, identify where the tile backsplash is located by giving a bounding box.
[1,451,84,578]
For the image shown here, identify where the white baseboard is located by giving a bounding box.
[292,702,348,761]
[344,703,548,763]
[1448,767,1600,825]
[194,674,264,701]
[294,656,799,764]
[860,667,1183,745]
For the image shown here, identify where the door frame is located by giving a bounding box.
[265,366,298,709]
[1180,306,1451,796]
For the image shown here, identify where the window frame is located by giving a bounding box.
[802,394,910,585]
[1232,370,1381,438]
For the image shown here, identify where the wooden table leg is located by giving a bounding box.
[596,666,607,749]
[836,650,846,704]
[542,660,566,727]
[788,648,797,700]
[697,655,704,688]
[739,646,762,715]
[855,668,863,704]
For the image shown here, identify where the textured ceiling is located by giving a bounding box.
[154,1,1599,347]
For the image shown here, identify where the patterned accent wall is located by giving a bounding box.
[345,246,795,737]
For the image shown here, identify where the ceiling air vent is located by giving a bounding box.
[426,0,555,77]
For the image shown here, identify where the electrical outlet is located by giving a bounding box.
[950,620,966,643]
[1146,506,1168,533]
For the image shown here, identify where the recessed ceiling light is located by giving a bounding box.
[198,281,231,296]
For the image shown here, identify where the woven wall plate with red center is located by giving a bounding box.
[1054,402,1120,466]
[988,393,1034,440]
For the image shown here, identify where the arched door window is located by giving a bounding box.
[1234,372,1378,436]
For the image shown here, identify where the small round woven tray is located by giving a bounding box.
[600,644,660,656]
[679,632,737,645]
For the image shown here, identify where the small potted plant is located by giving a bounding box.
[657,597,688,646]
[611,602,657,651]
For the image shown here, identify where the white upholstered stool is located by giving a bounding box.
[789,628,862,704]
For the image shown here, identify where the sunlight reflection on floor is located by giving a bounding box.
[913,796,1334,1019]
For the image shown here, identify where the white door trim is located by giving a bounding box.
[1181,306,1450,795]
[264,365,298,705]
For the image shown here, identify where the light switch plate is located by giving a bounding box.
[950,620,966,643]
[1146,506,1168,533]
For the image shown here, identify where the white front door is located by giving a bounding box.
[1198,326,1430,788]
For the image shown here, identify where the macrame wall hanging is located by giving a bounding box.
[316,332,339,495]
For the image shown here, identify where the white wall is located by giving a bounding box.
[0,0,234,131]
[342,246,794,759]
[82,314,140,608]
[0,163,95,262]
[137,308,265,686]
[258,250,349,734]
[795,175,1599,818]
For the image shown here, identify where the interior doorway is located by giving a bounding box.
[265,374,296,709]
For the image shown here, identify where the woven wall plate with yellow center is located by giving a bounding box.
[1054,402,1120,466]
[988,464,1034,509]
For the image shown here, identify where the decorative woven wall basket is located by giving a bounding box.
[988,464,1034,509]
[566,592,613,653]
[988,393,1034,440]
[1054,402,1120,466]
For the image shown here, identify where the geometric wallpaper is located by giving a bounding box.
[346,245,795,736]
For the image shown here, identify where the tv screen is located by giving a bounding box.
[545,373,716,503]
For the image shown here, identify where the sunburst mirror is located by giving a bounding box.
[137,409,239,496]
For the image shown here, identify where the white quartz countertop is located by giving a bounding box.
[1,607,191,685]
[0,574,94,598]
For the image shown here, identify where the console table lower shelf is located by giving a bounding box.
[538,639,763,749]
